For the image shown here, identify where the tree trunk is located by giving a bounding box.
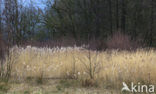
[108,0,113,35]
[0,0,2,34]
[116,0,119,31]
[149,0,154,46]
[121,0,126,33]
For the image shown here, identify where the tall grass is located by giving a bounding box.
[5,46,156,88]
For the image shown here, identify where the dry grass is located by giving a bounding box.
[6,46,155,88]
[6,79,119,94]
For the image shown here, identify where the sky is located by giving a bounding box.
[22,0,47,9]
[0,0,50,9]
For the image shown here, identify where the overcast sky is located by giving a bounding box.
[22,0,46,9]
[0,0,50,10]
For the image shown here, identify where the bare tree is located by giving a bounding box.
[116,0,119,31]
[149,0,154,46]
[121,0,127,33]
[0,0,2,34]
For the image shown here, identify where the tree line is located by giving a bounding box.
[0,0,156,47]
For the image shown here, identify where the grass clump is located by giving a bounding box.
[0,82,10,93]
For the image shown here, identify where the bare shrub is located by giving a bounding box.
[21,37,77,48]
[0,34,7,60]
[86,39,106,51]
[0,49,16,82]
[20,37,107,51]
[0,34,10,82]
[78,50,101,87]
[82,78,98,87]
[106,32,138,50]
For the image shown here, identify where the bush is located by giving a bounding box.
[106,32,138,50]
[0,48,16,82]
[0,35,7,60]
[82,78,98,87]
